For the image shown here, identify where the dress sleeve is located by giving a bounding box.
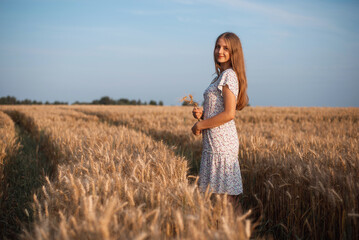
[217,69,239,98]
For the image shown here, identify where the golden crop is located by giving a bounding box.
[0,111,16,163]
[181,94,199,107]
[0,105,358,239]
[0,111,18,192]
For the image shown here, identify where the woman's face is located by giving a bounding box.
[214,38,231,65]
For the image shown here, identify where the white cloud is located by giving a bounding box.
[175,0,341,33]
[224,0,339,31]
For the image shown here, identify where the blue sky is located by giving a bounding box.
[0,0,358,106]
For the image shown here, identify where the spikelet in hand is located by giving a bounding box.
[180,94,198,107]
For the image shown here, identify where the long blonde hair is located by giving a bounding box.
[214,32,248,111]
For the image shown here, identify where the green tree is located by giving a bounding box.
[0,96,17,104]
[99,96,115,105]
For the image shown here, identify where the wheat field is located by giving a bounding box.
[0,105,358,239]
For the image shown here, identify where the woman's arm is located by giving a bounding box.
[192,85,236,135]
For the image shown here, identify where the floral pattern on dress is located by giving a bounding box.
[198,68,243,195]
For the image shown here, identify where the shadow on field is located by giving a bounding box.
[0,111,61,240]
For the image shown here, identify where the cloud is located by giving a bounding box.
[175,0,341,33]
[224,0,339,32]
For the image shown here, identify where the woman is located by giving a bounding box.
[191,32,248,208]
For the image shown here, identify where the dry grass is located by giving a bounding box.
[0,105,357,239]
[67,105,359,239]
[0,110,18,167]
[234,107,359,238]
[0,110,19,202]
[0,106,253,240]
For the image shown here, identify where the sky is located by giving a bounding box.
[0,0,358,107]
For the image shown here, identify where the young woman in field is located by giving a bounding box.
[191,32,248,209]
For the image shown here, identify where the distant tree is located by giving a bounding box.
[116,98,127,105]
[73,101,89,105]
[53,101,68,105]
[23,99,32,105]
[98,96,115,105]
[85,97,154,105]
[0,96,17,105]
[159,100,164,106]
[0,96,67,105]
[32,100,42,105]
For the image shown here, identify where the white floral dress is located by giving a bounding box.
[198,68,243,195]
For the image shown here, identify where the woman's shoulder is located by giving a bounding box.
[219,68,237,83]
[222,68,237,78]
[217,68,239,97]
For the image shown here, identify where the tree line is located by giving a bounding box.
[0,96,164,106]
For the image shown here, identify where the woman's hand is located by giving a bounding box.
[192,107,203,120]
[191,122,202,136]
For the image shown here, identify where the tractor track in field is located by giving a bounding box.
[0,110,61,240]
[72,108,203,177]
